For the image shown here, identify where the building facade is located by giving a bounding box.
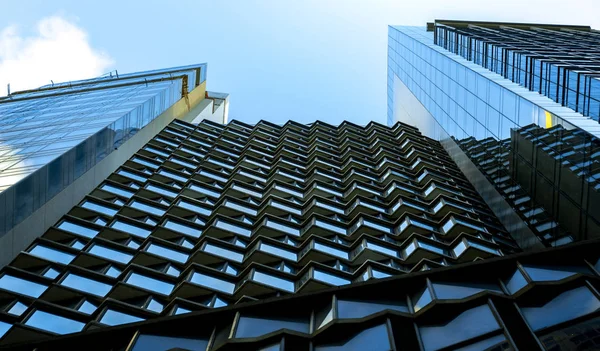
[388,21,600,249]
[0,64,228,268]
[0,116,523,348]
[0,19,598,351]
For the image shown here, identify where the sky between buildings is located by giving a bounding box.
[1,0,599,126]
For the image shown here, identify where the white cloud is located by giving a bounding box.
[0,16,114,95]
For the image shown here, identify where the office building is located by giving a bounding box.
[0,19,598,351]
[0,114,524,348]
[0,64,228,267]
[388,20,600,248]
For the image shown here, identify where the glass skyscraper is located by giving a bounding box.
[388,21,600,249]
[0,19,599,351]
[0,64,228,268]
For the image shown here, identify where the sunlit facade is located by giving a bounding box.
[388,21,600,248]
[0,64,228,268]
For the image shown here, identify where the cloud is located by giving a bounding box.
[0,16,114,95]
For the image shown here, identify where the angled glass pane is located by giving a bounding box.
[60,273,112,297]
[81,200,118,216]
[57,221,99,238]
[146,243,188,263]
[253,271,295,292]
[111,220,151,238]
[125,272,174,295]
[28,244,75,265]
[0,275,47,298]
[100,309,144,326]
[235,316,309,338]
[189,272,235,294]
[132,334,209,351]
[204,243,244,263]
[25,310,85,335]
[88,244,133,264]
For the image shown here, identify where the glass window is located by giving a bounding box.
[60,273,112,297]
[314,219,346,235]
[338,299,408,319]
[0,274,47,298]
[111,220,151,238]
[129,200,165,216]
[265,219,300,236]
[419,304,500,351]
[100,184,134,198]
[189,184,221,198]
[25,310,85,335]
[146,184,178,198]
[81,200,118,216]
[189,272,235,294]
[164,220,202,238]
[235,316,308,338]
[57,221,99,238]
[132,334,209,351]
[365,241,398,258]
[432,281,503,300]
[7,301,28,316]
[78,301,97,314]
[314,324,391,351]
[125,272,174,295]
[259,243,297,261]
[100,309,144,326]
[215,219,251,237]
[28,244,75,265]
[117,169,148,183]
[177,200,211,216]
[146,243,188,263]
[522,265,583,282]
[204,243,244,263]
[313,270,350,286]
[88,244,132,264]
[521,286,600,331]
[253,271,295,292]
[224,200,257,216]
[314,242,348,260]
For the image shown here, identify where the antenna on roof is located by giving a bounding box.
[51,80,54,87]
[115,70,119,78]
[6,83,10,97]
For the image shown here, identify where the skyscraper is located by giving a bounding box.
[388,20,600,248]
[0,20,599,351]
[0,64,228,267]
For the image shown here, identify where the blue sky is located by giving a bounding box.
[1,0,599,125]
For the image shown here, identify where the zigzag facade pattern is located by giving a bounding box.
[0,118,520,345]
[7,239,600,350]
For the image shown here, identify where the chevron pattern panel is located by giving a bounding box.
[6,239,600,350]
[0,118,520,345]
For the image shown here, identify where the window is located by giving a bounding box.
[111,220,151,238]
[131,334,209,351]
[215,219,251,237]
[57,221,99,238]
[314,242,348,260]
[81,200,118,216]
[60,273,112,297]
[314,219,346,235]
[259,243,297,261]
[419,305,501,351]
[235,316,308,338]
[28,245,75,265]
[129,200,165,216]
[88,244,133,264]
[314,324,391,351]
[125,272,174,295]
[265,219,300,236]
[100,309,144,326]
[25,310,84,334]
[146,243,188,263]
[100,184,134,198]
[0,275,47,298]
[164,220,202,238]
[177,199,211,216]
[224,200,257,216]
[189,272,235,294]
[203,243,244,262]
[338,299,408,319]
[521,286,600,331]
[146,184,178,198]
[253,271,295,292]
[313,270,350,286]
